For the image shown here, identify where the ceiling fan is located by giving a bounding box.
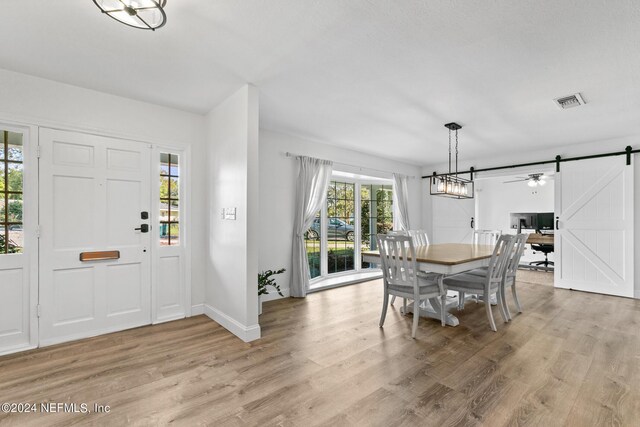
[503,173,548,187]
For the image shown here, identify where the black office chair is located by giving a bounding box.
[529,244,554,268]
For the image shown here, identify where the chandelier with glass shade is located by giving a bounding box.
[430,122,474,199]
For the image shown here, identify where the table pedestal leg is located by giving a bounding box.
[400,295,460,327]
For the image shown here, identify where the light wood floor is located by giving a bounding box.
[1,272,639,426]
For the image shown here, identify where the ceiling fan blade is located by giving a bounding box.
[503,179,526,183]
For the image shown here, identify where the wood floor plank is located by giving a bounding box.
[1,271,639,426]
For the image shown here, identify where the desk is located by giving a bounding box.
[362,243,495,326]
[526,234,554,245]
[525,234,554,271]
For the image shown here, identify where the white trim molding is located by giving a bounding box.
[260,288,290,302]
[190,304,205,316]
[204,304,261,342]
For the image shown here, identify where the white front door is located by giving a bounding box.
[431,195,475,244]
[555,156,634,297]
[39,128,152,346]
[0,125,37,355]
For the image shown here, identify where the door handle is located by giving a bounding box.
[135,224,149,233]
[470,217,474,229]
[556,217,559,230]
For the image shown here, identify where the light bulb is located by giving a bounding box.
[528,180,537,187]
[539,179,546,186]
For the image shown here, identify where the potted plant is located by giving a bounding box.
[258,268,285,315]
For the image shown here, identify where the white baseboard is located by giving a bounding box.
[153,314,186,325]
[260,287,290,302]
[39,320,149,348]
[0,343,37,357]
[204,304,261,342]
[190,303,205,316]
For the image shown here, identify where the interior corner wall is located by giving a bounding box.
[0,68,207,309]
[205,85,260,342]
[258,129,423,300]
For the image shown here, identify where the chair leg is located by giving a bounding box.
[458,291,466,311]
[411,299,420,339]
[390,295,396,305]
[485,294,497,332]
[440,294,447,327]
[496,290,508,324]
[502,284,512,321]
[403,298,407,315]
[512,285,523,313]
[379,293,389,327]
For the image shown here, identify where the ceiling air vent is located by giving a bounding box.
[553,93,586,110]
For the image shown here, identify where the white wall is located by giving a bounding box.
[258,129,423,299]
[422,138,640,298]
[475,176,555,263]
[0,68,208,308]
[205,85,260,342]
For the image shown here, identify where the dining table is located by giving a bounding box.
[362,243,495,326]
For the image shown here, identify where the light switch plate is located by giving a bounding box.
[223,207,237,220]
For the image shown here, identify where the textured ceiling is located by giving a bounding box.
[0,1,639,165]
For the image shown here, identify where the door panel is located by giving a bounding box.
[555,156,633,297]
[0,268,24,335]
[39,128,151,346]
[53,176,96,249]
[432,195,475,244]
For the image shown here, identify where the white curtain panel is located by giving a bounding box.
[290,156,333,297]
[392,173,411,231]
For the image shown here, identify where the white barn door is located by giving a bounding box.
[432,196,475,244]
[39,128,152,346]
[555,156,634,297]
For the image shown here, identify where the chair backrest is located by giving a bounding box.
[408,229,430,247]
[376,234,418,291]
[506,233,528,278]
[386,230,408,236]
[486,235,516,284]
[473,229,502,246]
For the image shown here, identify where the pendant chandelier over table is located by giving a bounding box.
[430,122,474,199]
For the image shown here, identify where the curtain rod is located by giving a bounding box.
[285,152,418,179]
[422,145,637,179]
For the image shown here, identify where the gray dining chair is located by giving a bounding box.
[459,229,503,308]
[473,229,501,246]
[391,229,434,306]
[376,233,447,338]
[467,233,528,321]
[502,233,529,320]
[408,229,430,246]
[443,235,516,331]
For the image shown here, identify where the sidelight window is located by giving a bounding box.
[160,153,180,246]
[0,131,23,254]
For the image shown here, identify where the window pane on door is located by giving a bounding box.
[159,152,180,246]
[361,184,394,269]
[326,181,355,275]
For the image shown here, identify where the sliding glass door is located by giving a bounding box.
[306,176,393,284]
[360,183,393,269]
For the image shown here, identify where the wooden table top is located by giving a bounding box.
[526,234,554,245]
[362,243,495,266]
